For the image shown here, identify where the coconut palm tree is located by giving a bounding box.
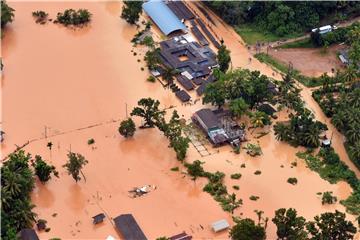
[274,123,290,141]
[331,111,346,130]
[2,170,21,197]
[341,67,357,85]
[346,124,360,143]
[304,130,320,148]
[348,141,360,161]
[162,66,177,86]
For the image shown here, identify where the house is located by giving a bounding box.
[192,109,229,145]
[113,214,147,240]
[159,37,217,79]
[211,219,230,233]
[339,50,350,65]
[142,0,187,36]
[169,232,192,240]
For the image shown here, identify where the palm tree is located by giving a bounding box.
[341,66,357,85]
[2,170,21,197]
[348,141,360,161]
[304,130,320,148]
[162,66,177,86]
[331,111,346,130]
[346,124,360,143]
[274,123,290,141]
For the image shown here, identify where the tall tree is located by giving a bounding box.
[121,1,142,24]
[306,211,357,240]
[131,98,165,128]
[230,218,266,240]
[217,43,231,73]
[119,118,136,138]
[272,208,308,240]
[184,160,205,180]
[229,98,249,118]
[203,81,226,108]
[1,1,14,28]
[63,152,88,182]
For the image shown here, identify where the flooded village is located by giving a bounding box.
[1,1,360,240]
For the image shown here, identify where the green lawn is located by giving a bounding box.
[235,24,303,45]
[278,38,315,49]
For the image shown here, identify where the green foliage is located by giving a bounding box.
[1,150,36,238]
[131,98,165,128]
[207,1,360,38]
[216,193,242,213]
[244,143,262,157]
[272,208,308,240]
[155,237,169,240]
[56,9,91,26]
[279,38,314,49]
[32,155,59,183]
[229,98,249,118]
[230,173,242,179]
[147,76,156,82]
[306,211,357,240]
[184,160,205,180]
[32,10,48,24]
[287,177,298,185]
[322,191,337,205]
[217,43,231,73]
[63,152,88,182]
[1,1,14,28]
[203,69,274,109]
[119,118,136,138]
[230,218,266,240]
[140,35,155,48]
[274,110,327,148]
[144,48,162,70]
[249,111,271,130]
[121,1,142,24]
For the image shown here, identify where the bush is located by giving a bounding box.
[322,191,337,205]
[147,76,156,82]
[55,9,91,26]
[231,173,242,179]
[87,138,95,145]
[250,195,260,201]
[287,177,298,185]
[254,170,262,175]
[119,118,136,138]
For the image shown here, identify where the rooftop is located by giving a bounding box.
[113,214,147,240]
[143,0,187,36]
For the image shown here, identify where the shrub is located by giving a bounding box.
[322,191,337,205]
[250,195,260,201]
[147,76,156,82]
[287,177,298,185]
[87,138,95,145]
[254,170,262,175]
[231,173,242,179]
[55,9,91,26]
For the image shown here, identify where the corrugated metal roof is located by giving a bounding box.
[143,0,187,36]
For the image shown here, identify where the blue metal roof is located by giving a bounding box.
[143,0,187,36]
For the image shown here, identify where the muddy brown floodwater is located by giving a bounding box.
[1,1,359,239]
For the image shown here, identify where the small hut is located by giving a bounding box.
[19,229,39,240]
[92,213,106,224]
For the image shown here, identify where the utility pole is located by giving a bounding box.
[125,103,128,118]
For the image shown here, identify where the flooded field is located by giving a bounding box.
[269,45,346,77]
[1,1,359,239]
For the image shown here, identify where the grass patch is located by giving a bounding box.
[235,24,302,45]
[230,173,242,180]
[278,38,314,49]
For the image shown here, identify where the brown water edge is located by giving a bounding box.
[1,1,358,239]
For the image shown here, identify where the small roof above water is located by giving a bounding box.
[143,0,187,36]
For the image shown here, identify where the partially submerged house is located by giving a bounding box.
[113,214,147,240]
[159,37,217,80]
[19,229,39,240]
[142,0,187,36]
[169,232,192,240]
[211,219,230,233]
[192,109,245,146]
